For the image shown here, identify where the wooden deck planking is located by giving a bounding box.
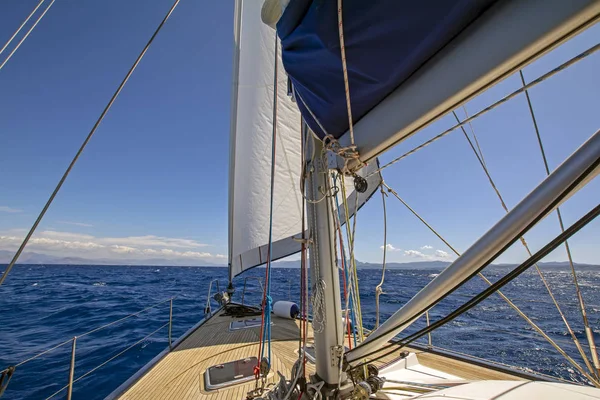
[118,309,522,399]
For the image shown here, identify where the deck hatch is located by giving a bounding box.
[205,357,258,390]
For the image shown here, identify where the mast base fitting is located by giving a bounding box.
[226,282,235,298]
[347,363,379,384]
[351,375,385,400]
[351,365,385,400]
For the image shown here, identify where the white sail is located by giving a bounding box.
[228,0,382,280]
[228,0,303,280]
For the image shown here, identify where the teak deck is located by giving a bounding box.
[116,308,522,399]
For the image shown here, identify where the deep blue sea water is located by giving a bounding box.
[0,264,599,399]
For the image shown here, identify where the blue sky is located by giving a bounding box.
[0,1,598,265]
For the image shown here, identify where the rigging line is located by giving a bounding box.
[0,0,45,57]
[45,322,170,400]
[327,173,351,390]
[339,176,368,379]
[341,178,365,343]
[378,182,595,379]
[0,0,55,72]
[451,110,595,374]
[0,0,183,288]
[258,32,280,371]
[331,173,354,349]
[348,202,600,385]
[352,145,600,360]
[1,297,173,371]
[375,183,388,329]
[333,173,359,349]
[322,170,342,344]
[299,120,307,377]
[519,69,600,376]
[462,106,487,168]
[470,326,596,350]
[337,0,355,146]
[368,42,600,178]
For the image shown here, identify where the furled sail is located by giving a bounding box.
[228,0,381,280]
[276,0,600,164]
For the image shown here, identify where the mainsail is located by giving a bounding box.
[228,0,381,280]
[277,0,600,164]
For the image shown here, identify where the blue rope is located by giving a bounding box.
[260,295,273,362]
[333,174,358,348]
[261,32,278,366]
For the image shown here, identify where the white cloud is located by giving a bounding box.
[380,243,400,252]
[403,249,455,262]
[0,229,224,264]
[420,245,433,250]
[58,220,94,228]
[435,249,452,259]
[404,250,427,258]
[0,206,22,213]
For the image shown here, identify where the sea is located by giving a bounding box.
[0,264,599,399]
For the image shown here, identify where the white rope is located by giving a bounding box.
[296,90,361,174]
[375,184,388,329]
[337,0,355,146]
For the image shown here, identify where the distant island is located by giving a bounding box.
[0,250,597,270]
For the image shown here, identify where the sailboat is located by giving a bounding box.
[1,0,600,399]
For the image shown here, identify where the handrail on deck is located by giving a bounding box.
[0,297,175,399]
[240,276,264,306]
[204,279,222,316]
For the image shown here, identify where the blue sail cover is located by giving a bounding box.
[276,0,497,140]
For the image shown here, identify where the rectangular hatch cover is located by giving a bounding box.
[205,357,257,390]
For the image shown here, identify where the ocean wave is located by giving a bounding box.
[0,264,597,399]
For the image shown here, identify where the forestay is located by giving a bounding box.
[228,0,381,280]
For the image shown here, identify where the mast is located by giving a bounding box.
[305,132,346,386]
